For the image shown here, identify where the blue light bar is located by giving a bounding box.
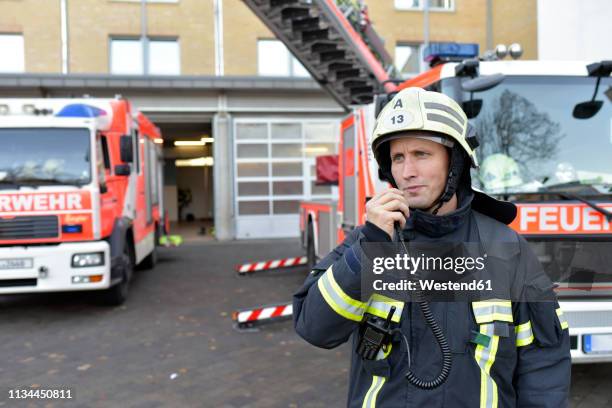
[423,42,479,62]
[56,104,107,118]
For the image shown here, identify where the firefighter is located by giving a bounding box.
[293,87,571,407]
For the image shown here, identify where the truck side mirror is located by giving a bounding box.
[120,135,133,163]
[114,164,131,176]
[462,99,483,119]
[573,100,603,119]
[460,73,505,92]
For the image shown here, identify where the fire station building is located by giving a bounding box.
[0,0,536,239]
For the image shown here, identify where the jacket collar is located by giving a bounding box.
[404,186,474,238]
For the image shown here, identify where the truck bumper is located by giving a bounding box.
[560,300,612,363]
[0,241,111,294]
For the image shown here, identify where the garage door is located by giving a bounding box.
[234,119,338,238]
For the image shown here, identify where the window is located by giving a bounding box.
[395,43,423,77]
[149,39,180,75]
[0,128,91,185]
[147,139,159,205]
[257,39,309,77]
[100,135,111,169]
[395,0,454,11]
[234,120,338,217]
[110,0,178,3]
[0,34,25,73]
[110,37,180,75]
[132,129,141,174]
[110,39,143,74]
[96,137,107,189]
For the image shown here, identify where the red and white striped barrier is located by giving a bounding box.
[236,256,307,274]
[232,302,293,328]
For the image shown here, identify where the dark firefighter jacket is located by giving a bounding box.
[293,188,571,408]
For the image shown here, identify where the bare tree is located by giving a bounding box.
[474,90,565,180]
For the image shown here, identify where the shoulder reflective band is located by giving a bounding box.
[473,323,499,408]
[366,293,404,324]
[362,375,386,408]
[556,308,569,330]
[515,321,535,347]
[317,266,367,322]
[472,300,513,323]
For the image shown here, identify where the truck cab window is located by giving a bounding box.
[100,135,111,170]
[96,136,107,190]
[133,128,141,174]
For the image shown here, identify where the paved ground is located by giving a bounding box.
[0,238,610,408]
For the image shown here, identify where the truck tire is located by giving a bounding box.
[140,246,157,270]
[140,225,160,270]
[307,221,316,271]
[100,240,133,306]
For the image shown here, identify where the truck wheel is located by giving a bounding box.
[307,221,316,271]
[140,246,157,270]
[140,227,159,270]
[100,242,133,306]
[140,244,157,270]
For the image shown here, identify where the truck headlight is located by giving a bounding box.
[72,252,104,268]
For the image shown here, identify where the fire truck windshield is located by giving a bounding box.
[442,75,612,196]
[0,128,91,187]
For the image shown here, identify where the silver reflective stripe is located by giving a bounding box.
[367,295,404,323]
[424,102,467,127]
[317,268,366,322]
[362,375,386,408]
[426,112,464,134]
[515,321,534,347]
[472,301,513,323]
[474,323,499,408]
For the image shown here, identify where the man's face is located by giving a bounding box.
[389,134,450,210]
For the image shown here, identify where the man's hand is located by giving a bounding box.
[365,188,410,239]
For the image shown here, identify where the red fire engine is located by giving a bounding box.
[0,97,166,305]
[244,0,612,362]
[300,59,612,364]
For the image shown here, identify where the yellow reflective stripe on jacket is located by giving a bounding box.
[361,329,393,407]
[515,321,535,347]
[317,266,366,322]
[474,323,499,408]
[317,267,405,323]
[472,300,513,323]
[366,293,404,323]
[362,375,386,408]
[375,342,393,360]
[556,308,569,330]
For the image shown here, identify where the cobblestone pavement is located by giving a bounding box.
[0,239,608,407]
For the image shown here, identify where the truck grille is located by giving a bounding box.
[0,215,59,240]
[564,310,612,329]
[527,239,612,286]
